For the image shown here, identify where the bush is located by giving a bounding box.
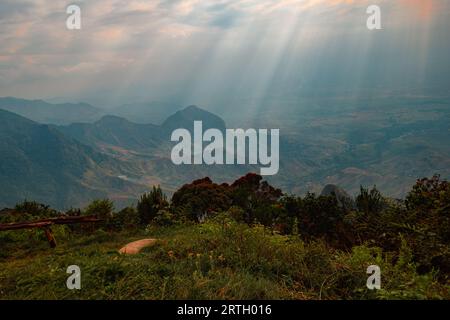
[109,207,139,230]
[84,199,114,220]
[227,206,246,222]
[13,200,58,220]
[171,178,231,222]
[153,209,178,226]
[297,193,349,247]
[356,186,385,214]
[137,186,169,225]
[2,173,449,299]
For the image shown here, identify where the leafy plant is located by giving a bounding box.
[137,186,169,225]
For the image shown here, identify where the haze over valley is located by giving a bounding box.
[1,94,448,209]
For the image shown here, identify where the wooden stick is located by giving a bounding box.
[43,227,57,248]
[0,215,101,231]
[0,215,102,248]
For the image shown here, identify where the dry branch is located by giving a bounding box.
[0,215,101,231]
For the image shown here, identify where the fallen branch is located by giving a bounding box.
[0,215,102,248]
[0,215,101,231]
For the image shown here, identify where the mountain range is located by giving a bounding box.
[0,109,143,209]
[0,97,104,125]
[0,97,186,127]
[1,96,449,209]
[0,103,250,209]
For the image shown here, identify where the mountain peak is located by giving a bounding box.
[184,105,201,112]
[162,105,226,132]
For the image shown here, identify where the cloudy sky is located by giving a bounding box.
[0,0,449,108]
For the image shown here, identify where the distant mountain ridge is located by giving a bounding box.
[0,97,192,126]
[55,105,224,153]
[0,104,250,209]
[55,115,162,153]
[109,101,183,125]
[0,109,144,209]
[1,96,449,209]
[0,97,104,125]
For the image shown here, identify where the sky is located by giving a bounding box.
[0,0,449,109]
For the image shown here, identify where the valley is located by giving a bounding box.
[1,95,449,209]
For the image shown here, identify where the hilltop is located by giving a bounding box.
[0,174,448,300]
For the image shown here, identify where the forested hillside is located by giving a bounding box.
[1,174,448,299]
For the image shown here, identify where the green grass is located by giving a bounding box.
[0,219,448,300]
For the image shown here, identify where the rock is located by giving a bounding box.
[119,239,157,255]
[320,184,355,209]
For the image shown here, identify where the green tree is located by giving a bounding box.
[230,173,283,224]
[297,193,350,247]
[406,175,450,214]
[111,207,139,230]
[14,200,57,219]
[403,175,450,276]
[84,199,114,220]
[356,185,384,214]
[171,177,231,222]
[137,186,169,225]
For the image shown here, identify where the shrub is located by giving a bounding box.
[227,206,246,222]
[230,173,283,224]
[171,178,231,222]
[297,193,349,246]
[14,200,58,220]
[153,209,178,226]
[356,186,385,214]
[84,199,114,220]
[137,186,169,225]
[110,207,139,230]
[406,175,450,213]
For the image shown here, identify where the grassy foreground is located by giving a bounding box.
[1,217,448,300]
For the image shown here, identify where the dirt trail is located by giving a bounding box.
[119,239,157,254]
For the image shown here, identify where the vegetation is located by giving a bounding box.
[137,186,169,225]
[0,174,449,300]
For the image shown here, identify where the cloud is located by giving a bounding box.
[0,0,448,104]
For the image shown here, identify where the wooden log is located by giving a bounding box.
[0,215,102,248]
[0,215,101,231]
[0,221,53,231]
